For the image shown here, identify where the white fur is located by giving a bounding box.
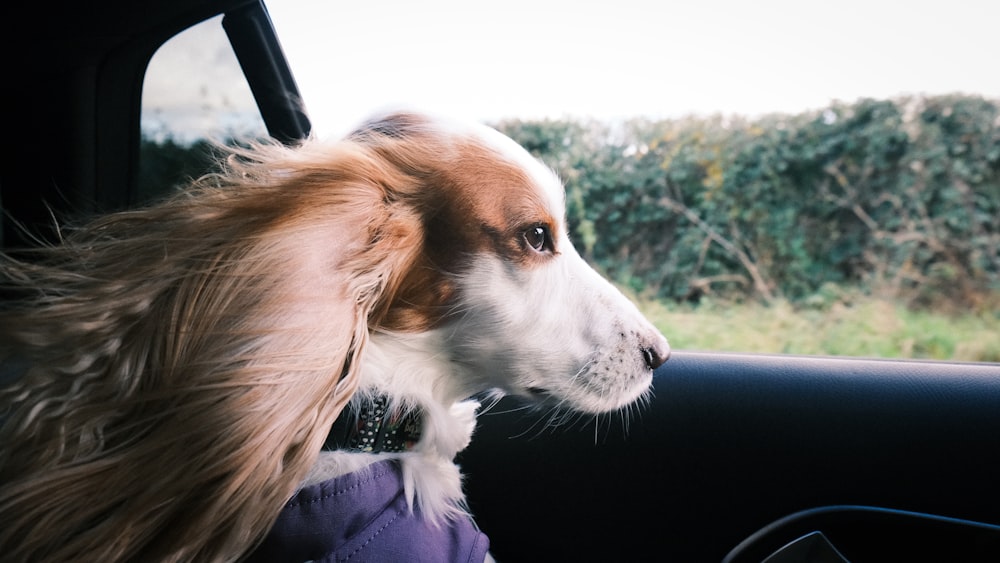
[303,331,481,523]
[448,248,663,413]
[304,116,670,526]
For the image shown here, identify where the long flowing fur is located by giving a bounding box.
[0,140,427,562]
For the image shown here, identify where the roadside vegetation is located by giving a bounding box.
[142,94,1000,361]
[495,94,999,362]
[638,293,1000,362]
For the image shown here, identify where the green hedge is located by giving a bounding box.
[139,94,999,310]
[494,95,1000,309]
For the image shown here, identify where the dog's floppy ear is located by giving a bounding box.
[359,199,428,330]
[341,113,460,332]
[0,136,434,562]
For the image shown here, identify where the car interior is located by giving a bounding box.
[3,1,999,561]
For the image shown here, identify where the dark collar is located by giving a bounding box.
[324,395,422,453]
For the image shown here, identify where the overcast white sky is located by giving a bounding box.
[265,0,1000,139]
[144,0,1000,141]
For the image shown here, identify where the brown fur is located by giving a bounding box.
[0,129,445,562]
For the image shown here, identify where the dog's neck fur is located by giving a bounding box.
[302,330,482,524]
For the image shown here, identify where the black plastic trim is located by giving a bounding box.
[223,1,312,145]
[725,505,1000,563]
[458,352,1000,562]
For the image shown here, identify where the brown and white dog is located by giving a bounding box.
[0,111,669,562]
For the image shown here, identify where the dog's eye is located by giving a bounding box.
[523,226,551,253]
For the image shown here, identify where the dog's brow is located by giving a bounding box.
[463,126,566,235]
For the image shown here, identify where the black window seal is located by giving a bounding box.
[223,0,312,145]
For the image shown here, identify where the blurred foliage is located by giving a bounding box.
[137,136,225,206]
[495,94,1000,311]
[139,94,1000,311]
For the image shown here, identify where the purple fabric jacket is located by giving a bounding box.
[245,460,490,563]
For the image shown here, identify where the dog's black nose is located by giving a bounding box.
[641,340,670,370]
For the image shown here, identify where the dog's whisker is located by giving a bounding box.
[471,390,507,415]
[483,400,535,417]
[507,409,551,440]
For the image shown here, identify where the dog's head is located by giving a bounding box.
[348,111,670,413]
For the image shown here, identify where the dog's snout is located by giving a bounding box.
[641,339,670,370]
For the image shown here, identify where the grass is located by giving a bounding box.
[637,295,1000,363]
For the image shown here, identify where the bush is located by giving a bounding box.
[140,96,999,310]
[494,94,1000,310]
